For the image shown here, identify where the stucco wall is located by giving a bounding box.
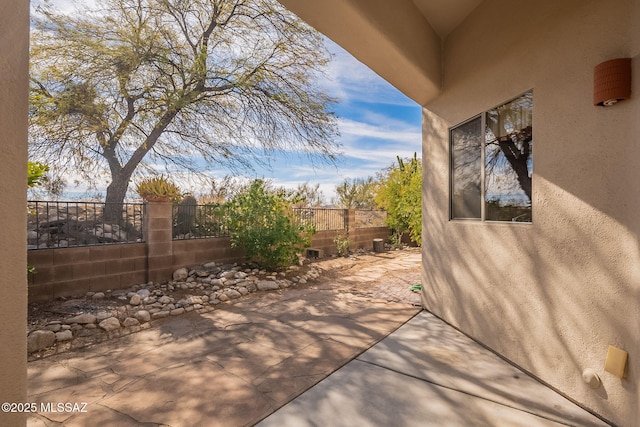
[421,0,639,425]
[0,2,29,426]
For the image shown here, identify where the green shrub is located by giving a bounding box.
[225,180,316,271]
[375,153,422,246]
[333,233,351,257]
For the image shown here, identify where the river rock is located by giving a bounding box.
[226,289,242,299]
[65,313,97,325]
[185,296,203,305]
[45,324,61,332]
[98,317,121,331]
[151,310,170,319]
[134,310,151,323]
[122,317,140,327]
[173,267,188,281]
[55,330,73,342]
[257,281,280,291]
[96,311,111,321]
[28,330,56,353]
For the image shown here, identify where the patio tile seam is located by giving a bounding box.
[202,359,283,411]
[353,358,580,427]
[92,402,169,427]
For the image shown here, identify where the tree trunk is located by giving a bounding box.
[103,171,132,222]
[498,137,532,202]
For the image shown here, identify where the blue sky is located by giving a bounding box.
[29,1,423,203]
[247,38,422,202]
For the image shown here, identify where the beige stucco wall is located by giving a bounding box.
[422,0,639,425]
[0,1,29,426]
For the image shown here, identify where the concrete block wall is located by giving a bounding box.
[173,238,245,269]
[27,202,392,302]
[308,230,342,255]
[28,244,147,302]
[306,227,391,255]
[350,227,391,250]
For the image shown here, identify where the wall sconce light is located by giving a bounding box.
[594,58,631,106]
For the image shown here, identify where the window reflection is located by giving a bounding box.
[485,91,533,222]
[449,91,533,223]
[451,117,482,219]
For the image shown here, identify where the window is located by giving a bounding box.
[450,91,533,222]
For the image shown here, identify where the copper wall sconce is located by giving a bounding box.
[594,58,631,106]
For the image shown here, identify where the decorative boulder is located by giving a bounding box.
[173,267,189,281]
[98,317,121,332]
[28,330,56,353]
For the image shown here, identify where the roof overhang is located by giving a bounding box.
[277,0,460,106]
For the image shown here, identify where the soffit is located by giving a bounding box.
[411,0,484,38]
[277,0,443,105]
[276,0,484,105]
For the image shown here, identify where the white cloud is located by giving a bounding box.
[322,38,418,108]
[31,0,93,15]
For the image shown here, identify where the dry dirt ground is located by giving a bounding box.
[27,247,423,359]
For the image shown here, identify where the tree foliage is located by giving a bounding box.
[292,182,325,207]
[332,177,377,209]
[225,179,315,270]
[29,0,340,214]
[375,153,422,246]
[28,162,49,188]
[27,161,49,274]
[199,176,247,204]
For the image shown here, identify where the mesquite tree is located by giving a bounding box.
[29,0,340,219]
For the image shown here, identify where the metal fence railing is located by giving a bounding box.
[292,208,347,231]
[173,203,230,239]
[355,210,388,228]
[28,201,144,249]
[28,201,388,247]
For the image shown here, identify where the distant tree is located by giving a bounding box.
[375,153,421,246]
[29,0,339,219]
[292,182,325,207]
[333,177,378,209]
[199,176,248,204]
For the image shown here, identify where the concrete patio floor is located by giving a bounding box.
[27,250,422,426]
[26,250,610,426]
[259,311,611,427]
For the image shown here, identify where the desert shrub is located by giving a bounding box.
[375,154,422,246]
[333,233,351,257]
[225,180,316,270]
